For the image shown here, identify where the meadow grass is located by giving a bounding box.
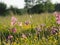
[0,13,55,25]
[0,13,60,45]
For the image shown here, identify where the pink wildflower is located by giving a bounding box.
[56,20,60,24]
[51,27,58,34]
[25,20,31,25]
[12,28,17,33]
[22,33,27,39]
[11,16,17,22]
[53,11,58,16]
[56,14,60,24]
[40,24,45,27]
[11,16,17,26]
[54,12,60,24]
[18,22,22,26]
[8,35,13,39]
[35,26,41,32]
[11,21,16,26]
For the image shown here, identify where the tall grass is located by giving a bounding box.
[0,13,60,45]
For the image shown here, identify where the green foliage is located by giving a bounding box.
[0,2,7,16]
[8,6,27,15]
[0,0,59,16]
[24,0,35,8]
[28,4,44,14]
[43,1,55,12]
[55,4,60,11]
[25,0,55,14]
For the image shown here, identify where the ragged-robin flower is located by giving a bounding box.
[35,25,41,32]
[54,12,60,24]
[40,24,46,28]
[12,28,17,33]
[22,33,27,39]
[8,35,13,40]
[51,27,58,34]
[25,20,31,25]
[18,22,22,26]
[11,16,17,26]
